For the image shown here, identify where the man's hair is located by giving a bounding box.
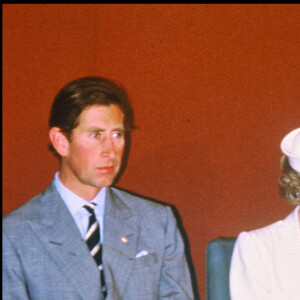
[278,155,300,205]
[48,76,135,157]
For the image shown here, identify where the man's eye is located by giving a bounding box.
[112,131,124,138]
[90,132,100,138]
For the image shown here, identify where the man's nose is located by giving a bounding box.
[101,136,116,158]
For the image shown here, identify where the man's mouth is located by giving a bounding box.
[97,166,114,173]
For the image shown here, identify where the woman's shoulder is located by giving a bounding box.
[236,219,283,255]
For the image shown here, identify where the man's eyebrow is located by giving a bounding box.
[87,127,125,132]
[87,127,105,132]
[112,127,125,131]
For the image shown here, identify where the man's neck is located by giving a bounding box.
[58,172,102,201]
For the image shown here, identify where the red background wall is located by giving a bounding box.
[3,4,300,299]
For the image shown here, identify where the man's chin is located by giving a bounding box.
[95,177,115,188]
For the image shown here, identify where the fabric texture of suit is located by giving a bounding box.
[3,182,194,300]
[230,205,300,300]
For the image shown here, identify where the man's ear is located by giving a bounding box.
[49,127,70,157]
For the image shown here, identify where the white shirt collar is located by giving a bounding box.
[53,172,106,216]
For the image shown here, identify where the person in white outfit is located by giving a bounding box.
[230,128,300,300]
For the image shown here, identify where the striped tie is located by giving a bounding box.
[84,203,107,297]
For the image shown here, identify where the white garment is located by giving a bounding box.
[230,205,300,300]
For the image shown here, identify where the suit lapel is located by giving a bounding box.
[28,184,103,300]
[103,188,140,298]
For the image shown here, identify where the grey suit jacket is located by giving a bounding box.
[3,183,194,300]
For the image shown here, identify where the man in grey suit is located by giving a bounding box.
[3,76,195,299]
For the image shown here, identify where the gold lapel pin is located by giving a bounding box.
[121,237,128,243]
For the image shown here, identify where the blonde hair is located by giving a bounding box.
[278,156,300,205]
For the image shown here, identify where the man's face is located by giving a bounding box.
[60,104,125,198]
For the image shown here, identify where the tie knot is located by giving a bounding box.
[83,203,96,214]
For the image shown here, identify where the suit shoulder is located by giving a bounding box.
[108,188,179,233]
[3,184,54,226]
[3,194,41,221]
[110,187,167,206]
[109,187,173,217]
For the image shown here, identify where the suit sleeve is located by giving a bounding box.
[158,206,194,299]
[229,232,271,300]
[2,228,30,300]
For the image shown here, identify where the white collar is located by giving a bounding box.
[53,172,106,216]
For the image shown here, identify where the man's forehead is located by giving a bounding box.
[77,104,124,125]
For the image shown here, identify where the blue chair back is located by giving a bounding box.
[206,237,236,300]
